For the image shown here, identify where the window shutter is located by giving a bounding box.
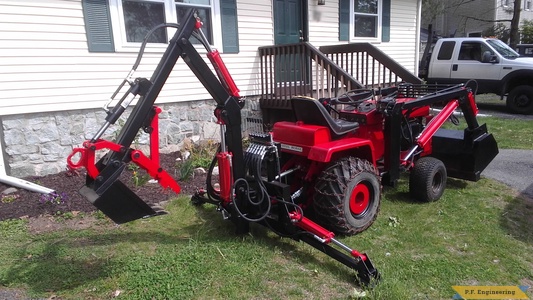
[339,0,350,41]
[82,0,115,52]
[220,0,239,53]
[382,0,391,42]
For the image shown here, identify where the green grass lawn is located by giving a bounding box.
[479,117,533,149]
[475,93,503,105]
[0,108,531,300]
[442,112,532,150]
[0,176,532,299]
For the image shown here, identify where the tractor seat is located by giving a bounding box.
[291,96,359,137]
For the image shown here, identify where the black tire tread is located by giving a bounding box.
[409,156,447,202]
[507,85,533,115]
[313,157,381,235]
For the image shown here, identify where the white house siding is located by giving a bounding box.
[0,0,422,177]
[308,2,340,45]
[0,0,419,116]
[308,0,419,74]
[376,0,419,73]
[0,0,271,117]
[223,0,273,95]
[0,0,272,177]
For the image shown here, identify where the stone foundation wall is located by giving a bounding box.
[0,97,261,178]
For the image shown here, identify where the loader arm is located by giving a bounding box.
[382,85,497,186]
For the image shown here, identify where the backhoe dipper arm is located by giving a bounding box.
[72,9,248,225]
[95,9,244,186]
[108,10,199,163]
[179,41,245,181]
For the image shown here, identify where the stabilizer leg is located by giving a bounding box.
[299,234,380,286]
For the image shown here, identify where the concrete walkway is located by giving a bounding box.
[482,149,533,199]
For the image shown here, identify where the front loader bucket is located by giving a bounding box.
[431,124,499,181]
[79,180,160,224]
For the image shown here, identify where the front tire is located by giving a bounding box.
[409,157,447,202]
[506,85,533,114]
[313,157,381,235]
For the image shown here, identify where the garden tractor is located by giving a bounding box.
[66,9,498,286]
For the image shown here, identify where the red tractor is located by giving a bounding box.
[255,84,499,235]
[67,10,498,286]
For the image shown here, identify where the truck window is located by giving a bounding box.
[437,41,455,60]
[459,42,483,61]
[486,39,519,58]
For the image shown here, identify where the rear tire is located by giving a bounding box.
[409,157,447,202]
[506,85,533,114]
[313,157,381,235]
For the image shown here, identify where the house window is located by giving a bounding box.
[110,0,220,50]
[503,0,510,7]
[122,0,167,43]
[526,0,532,10]
[176,0,213,44]
[352,0,381,39]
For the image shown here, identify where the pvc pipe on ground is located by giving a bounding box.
[0,142,55,194]
[0,175,55,194]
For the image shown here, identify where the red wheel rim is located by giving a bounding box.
[350,182,370,215]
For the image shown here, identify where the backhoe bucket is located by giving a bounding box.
[79,180,160,224]
[431,124,498,181]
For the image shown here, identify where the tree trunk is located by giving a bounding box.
[510,0,522,47]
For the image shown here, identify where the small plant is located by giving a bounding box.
[127,163,140,172]
[55,211,76,220]
[190,140,218,170]
[521,19,533,44]
[93,210,107,220]
[39,191,68,205]
[174,139,218,181]
[127,163,150,187]
[178,159,195,181]
[131,169,151,187]
[1,194,19,203]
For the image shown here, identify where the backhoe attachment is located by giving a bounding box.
[66,9,380,285]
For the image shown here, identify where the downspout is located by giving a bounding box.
[414,0,422,77]
[0,120,55,194]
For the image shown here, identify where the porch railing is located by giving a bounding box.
[319,43,422,88]
[257,42,422,127]
[258,42,364,111]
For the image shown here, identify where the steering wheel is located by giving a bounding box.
[336,89,374,105]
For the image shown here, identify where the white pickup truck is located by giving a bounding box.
[419,37,533,114]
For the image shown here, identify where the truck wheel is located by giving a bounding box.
[507,85,533,114]
[313,157,381,235]
[409,157,447,202]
